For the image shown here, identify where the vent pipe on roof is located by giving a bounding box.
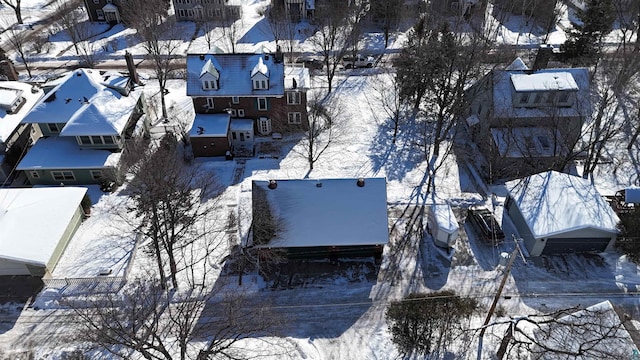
[268,179,277,189]
[199,54,205,60]
[125,51,140,85]
[316,181,322,188]
[531,44,553,73]
[357,178,365,187]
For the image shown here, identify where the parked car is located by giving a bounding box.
[467,207,505,245]
[294,57,323,71]
[342,54,375,68]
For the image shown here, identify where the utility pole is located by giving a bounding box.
[477,236,524,359]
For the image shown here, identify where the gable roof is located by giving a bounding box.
[186,53,285,97]
[252,178,389,248]
[0,187,87,267]
[0,82,44,144]
[22,69,142,136]
[506,171,619,238]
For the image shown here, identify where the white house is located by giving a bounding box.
[505,171,620,256]
[0,187,88,277]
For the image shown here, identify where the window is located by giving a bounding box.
[232,132,237,140]
[546,92,556,104]
[214,8,222,17]
[229,109,237,117]
[257,98,267,110]
[519,93,529,104]
[104,136,114,144]
[558,92,569,104]
[51,171,75,181]
[288,112,302,124]
[91,136,103,144]
[90,170,104,180]
[537,135,551,150]
[47,123,60,133]
[30,171,39,179]
[96,9,105,19]
[179,9,187,17]
[202,80,217,90]
[534,93,543,104]
[258,117,271,135]
[287,92,301,105]
[206,97,214,109]
[79,136,91,145]
[238,109,245,117]
[232,96,239,104]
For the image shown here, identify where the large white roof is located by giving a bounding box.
[0,82,44,143]
[253,178,389,248]
[186,53,285,97]
[22,69,142,136]
[506,171,619,238]
[511,72,579,92]
[0,187,87,267]
[16,136,121,170]
[189,113,230,137]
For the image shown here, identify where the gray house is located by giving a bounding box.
[505,171,619,256]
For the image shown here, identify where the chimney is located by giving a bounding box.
[125,51,140,85]
[0,60,18,81]
[531,44,553,73]
[274,45,283,63]
[268,179,277,189]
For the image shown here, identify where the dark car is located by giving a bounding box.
[294,57,323,71]
[467,207,505,245]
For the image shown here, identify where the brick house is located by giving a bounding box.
[83,0,122,23]
[185,50,309,157]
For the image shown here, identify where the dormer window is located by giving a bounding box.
[519,93,530,105]
[251,57,270,90]
[200,58,220,91]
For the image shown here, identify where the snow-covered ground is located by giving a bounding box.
[0,1,639,359]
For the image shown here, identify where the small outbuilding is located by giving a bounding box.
[0,187,88,276]
[505,171,619,256]
[426,204,459,248]
[250,178,389,260]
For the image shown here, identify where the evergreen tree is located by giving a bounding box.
[562,0,615,64]
[616,206,640,263]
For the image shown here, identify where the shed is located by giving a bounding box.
[505,171,619,256]
[0,187,87,276]
[426,204,459,248]
[250,178,389,260]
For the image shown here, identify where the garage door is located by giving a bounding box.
[542,237,610,255]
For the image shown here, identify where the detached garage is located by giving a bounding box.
[505,171,619,256]
[0,187,88,276]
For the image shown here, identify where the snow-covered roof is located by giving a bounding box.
[16,136,121,170]
[511,72,579,92]
[200,59,219,79]
[284,66,310,90]
[505,57,529,71]
[0,187,87,267]
[491,127,566,158]
[0,82,44,144]
[253,178,389,248]
[506,171,619,238]
[625,187,640,203]
[189,113,230,137]
[230,118,253,131]
[22,69,142,136]
[431,204,459,234]
[532,301,638,359]
[491,67,590,119]
[251,57,269,78]
[0,87,21,108]
[186,53,285,97]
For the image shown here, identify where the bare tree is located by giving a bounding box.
[218,12,243,54]
[67,272,282,360]
[495,304,636,359]
[121,0,177,121]
[3,23,32,78]
[54,0,84,55]
[369,71,409,144]
[264,2,297,60]
[293,93,343,175]
[1,0,22,24]
[310,0,353,93]
[123,133,222,290]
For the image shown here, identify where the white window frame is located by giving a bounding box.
[287,91,301,105]
[96,9,105,19]
[288,112,302,124]
[51,171,75,181]
[258,117,271,135]
[257,97,267,111]
[202,80,217,90]
[232,96,240,104]
[238,109,245,117]
[229,109,237,117]
[90,170,104,180]
[30,171,39,179]
[206,97,214,109]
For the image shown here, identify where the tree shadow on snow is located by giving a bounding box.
[368,118,424,182]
